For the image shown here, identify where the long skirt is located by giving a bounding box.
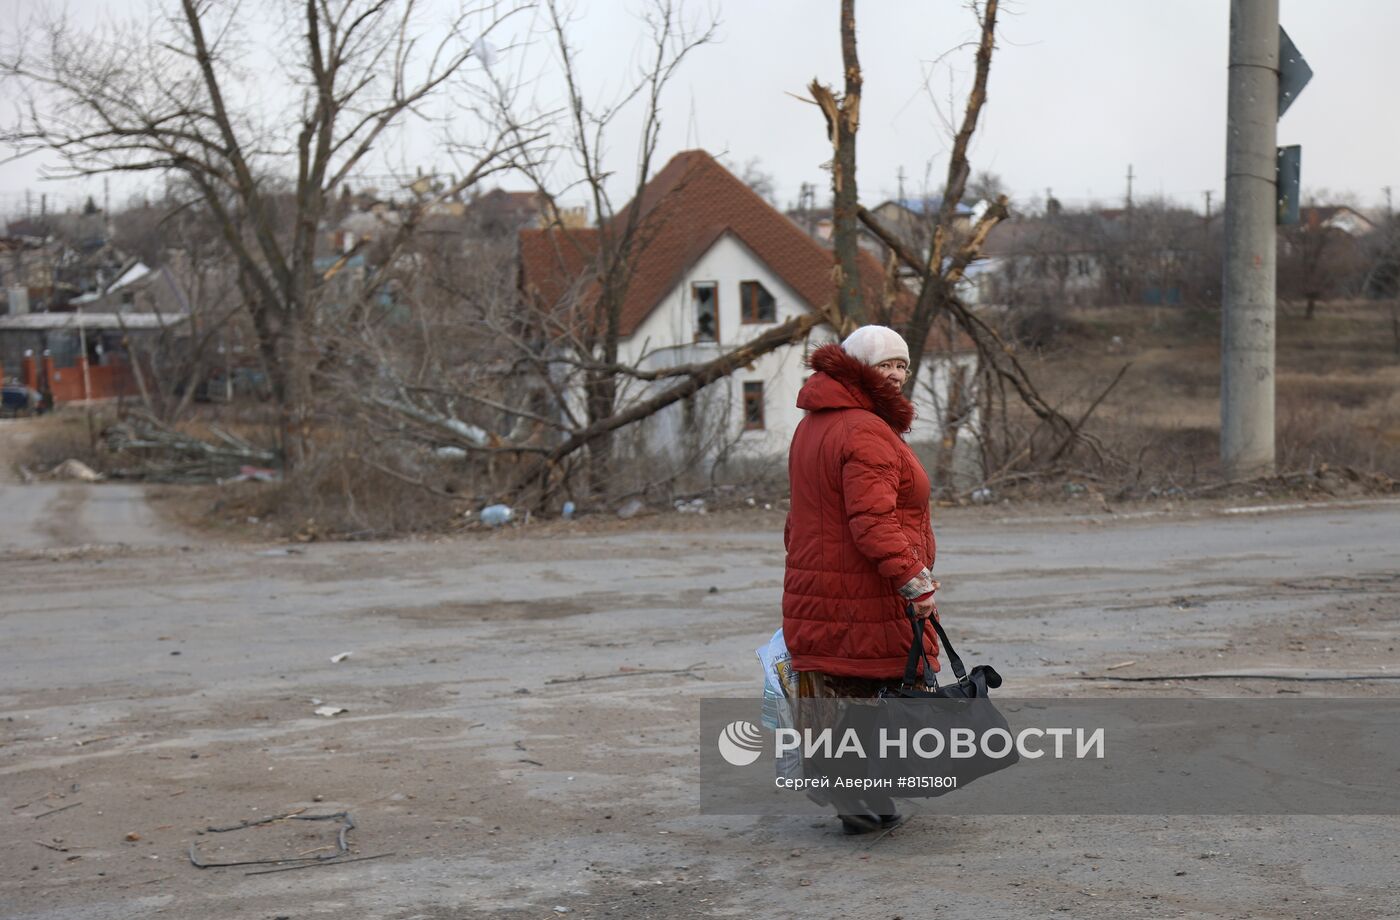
[794,671,897,817]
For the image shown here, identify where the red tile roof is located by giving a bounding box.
[519,149,892,338]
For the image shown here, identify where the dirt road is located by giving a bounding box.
[2,483,1399,919]
[0,419,180,552]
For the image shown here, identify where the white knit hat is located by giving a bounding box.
[841,325,910,366]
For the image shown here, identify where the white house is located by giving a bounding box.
[520,150,973,464]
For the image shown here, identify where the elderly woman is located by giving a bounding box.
[782,324,939,834]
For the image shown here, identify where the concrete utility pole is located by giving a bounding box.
[1221,0,1280,479]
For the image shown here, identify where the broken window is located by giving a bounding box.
[743,381,765,430]
[739,280,776,323]
[692,282,718,342]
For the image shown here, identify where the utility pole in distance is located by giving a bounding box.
[1221,0,1280,479]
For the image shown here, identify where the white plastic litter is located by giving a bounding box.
[480,504,513,526]
[314,706,347,717]
[49,459,103,482]
[330,652,352,663]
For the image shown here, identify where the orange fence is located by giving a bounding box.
[27,356,136,404]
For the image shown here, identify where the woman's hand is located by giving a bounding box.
[910,595,938,620]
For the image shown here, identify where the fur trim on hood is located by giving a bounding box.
[800,343,915,433]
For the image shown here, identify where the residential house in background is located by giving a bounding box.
[784,195,980,262]
[520,150,973,461]
[466,188,588,237]
[977,213,1113,308]
[1298,205,1376,237]
[977,205,1218,308]
[974,201,1380,312]
[2,208,193,403]
[0,310,187,403]
[867,197,978,249]
[1278,205,1379,313]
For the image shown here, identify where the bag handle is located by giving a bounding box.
[902,603,969,687]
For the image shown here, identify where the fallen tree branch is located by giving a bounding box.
[365,396,548,455]
[544,663,716,685]
[1044,361,1132,466]
[103,415,277,481]
[539,312,826,466]
[244,852,395,876]
[360,457,459,498]
[859,206,1108,462]
[402,384,569,432]
[33,802,83,819]
[1183,466,1398,497]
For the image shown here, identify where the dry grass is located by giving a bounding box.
[1013,299,1400,492]
[11,410,111,474]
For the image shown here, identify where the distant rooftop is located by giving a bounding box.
[880,197,977,217]
[0,311,188,331]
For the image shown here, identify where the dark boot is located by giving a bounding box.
[839,812,903,835]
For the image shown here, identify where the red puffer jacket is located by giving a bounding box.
[782,344,938,678]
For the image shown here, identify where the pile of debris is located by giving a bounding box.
[103,414,278,482]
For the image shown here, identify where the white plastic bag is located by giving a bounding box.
[756,627,798,706]
[756,629,804,781]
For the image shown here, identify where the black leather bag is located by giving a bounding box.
[885,606,1005,702]
[840,608,1018,797]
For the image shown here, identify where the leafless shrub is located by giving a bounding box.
[1277,392,1400,477]
[232,430,470,540]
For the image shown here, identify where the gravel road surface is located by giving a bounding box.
[2,472,1398,919]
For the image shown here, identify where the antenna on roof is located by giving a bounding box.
[686,87,700,150]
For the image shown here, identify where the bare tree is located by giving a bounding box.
[885,0,1007,387]
[1362,212,1400,356]
[966,170,1006,206]
[733,157,778,206]
[1279,202,1366,319]
[808,0,866,325]
[2,0,529,465]
[276,0,1102,514]
[813,0,1117,492]
[106,189,249,424]
[349,0,831,506]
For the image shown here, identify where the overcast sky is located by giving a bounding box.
[2,0,1397,219]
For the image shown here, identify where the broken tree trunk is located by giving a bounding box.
[859,205,1116,470]
[901,0,1001,390]
[809,0,866,325]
